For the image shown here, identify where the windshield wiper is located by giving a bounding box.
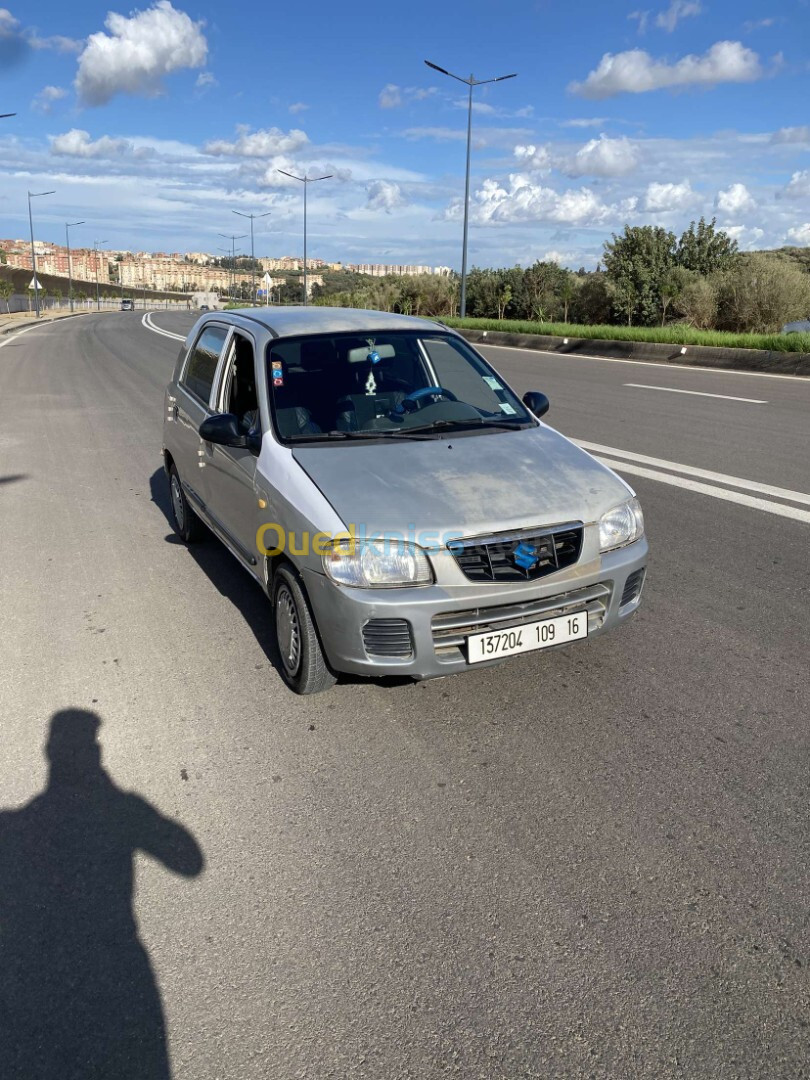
[285,428,434,442]
[404,417,529,434]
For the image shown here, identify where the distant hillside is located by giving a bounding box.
[744,247,810,273]
[0,265,186,302]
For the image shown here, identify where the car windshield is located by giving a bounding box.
[266,330,534,442]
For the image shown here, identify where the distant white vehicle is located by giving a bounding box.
[191,291,221,311]
[781,318,810,334]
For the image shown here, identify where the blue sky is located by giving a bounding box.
[1,0,809,267]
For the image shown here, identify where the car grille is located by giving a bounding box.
[431,581,611,662]
[620,568,645,607]
[362,619,414,659]
[447,523,583,583]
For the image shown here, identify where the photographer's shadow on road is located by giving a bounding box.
[0,709,204,1080]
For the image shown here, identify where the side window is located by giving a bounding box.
[181,325,229,404]
[222,333,259,431]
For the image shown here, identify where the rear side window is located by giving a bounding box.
[181,325,229,404]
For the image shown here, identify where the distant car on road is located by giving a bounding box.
[120,298,134,311]
[162,307,647,693]
[781,318,810,334]
[199,305,210,312]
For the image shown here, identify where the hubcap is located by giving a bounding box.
[170,474,185,530]
[276,584,301,676]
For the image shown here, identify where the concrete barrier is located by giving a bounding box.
[456,329,810,377]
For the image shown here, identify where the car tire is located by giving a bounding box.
[273,564,336,695]
[168,463,204,543]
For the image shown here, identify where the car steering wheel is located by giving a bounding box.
[394,386,458,414]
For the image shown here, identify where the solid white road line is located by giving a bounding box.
[596,457,810,525]
[142,311,185,341]
[577,440,810,507]
[0,324,42,349]
[479,341,810,383]
[623,383,767,403]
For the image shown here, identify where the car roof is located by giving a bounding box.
[218,305,451,339]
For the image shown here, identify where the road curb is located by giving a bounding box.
[454,329,810,377]
[0,311,92,337]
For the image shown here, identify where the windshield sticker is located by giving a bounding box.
[273,376,284,387]
[499,402,517,415]
[483,376,502,390]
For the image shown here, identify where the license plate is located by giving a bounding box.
[467,611,588,664]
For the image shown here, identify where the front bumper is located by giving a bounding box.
[302,537,648,680]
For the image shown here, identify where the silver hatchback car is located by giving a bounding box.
[162,307,647,693]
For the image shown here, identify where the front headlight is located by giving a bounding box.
[323,538,434,588]
[599,497,645,552]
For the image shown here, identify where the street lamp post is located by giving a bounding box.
[218,233,247,302]
[27,190,55,319]
[93,240,108,310]
[424,60,517,318]
[232,209,270,305]
[65,220,85,312]
[277,170,333,305]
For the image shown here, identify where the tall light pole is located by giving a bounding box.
[94,239,108,309]
[232,209,270,305]
[277,170,333,305]
[219,232,247,302]
[424,60,517,318]
[65,220,84,312]
[27,190,55,318]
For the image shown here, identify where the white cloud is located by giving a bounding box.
[32,85,68,113]
[50,128,131,158]
[75,1,207,106]
[379,84,436,108]
[561,117,609,128]
[570,41,763,98]
[743,17,780,32]
[195,71,217,89]
[29,32,82,53]
[564,133,639,177]
[366,180,407,213]
[715,182,755,215]
[288,102,309,115]
[783,171,810,199]
[448,174,621,227]
[204,125,309,157]
[724,224,764,248]
[655,1,702,33]
[514,144,552,174]
[644,179,695,211]
[771,126,810,145]
[628,10,650,34]
[786,224,810,246]
[379,83,402,108]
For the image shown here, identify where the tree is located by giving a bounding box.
[571,271,612,325]
[673,276,719,329]
[0,279,12,313]
[676,217,737,276]
[603,225,677,326]
[714,254,810,333]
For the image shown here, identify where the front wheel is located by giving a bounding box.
[168,463,204,543]
[273,565,336,695]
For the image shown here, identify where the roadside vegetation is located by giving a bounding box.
[437,317,810,354]
[303,220,810,353]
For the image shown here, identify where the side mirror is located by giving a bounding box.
[199,413,260,451]
[522,391,550,418]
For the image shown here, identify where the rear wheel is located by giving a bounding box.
[273,564,335,695]
[168,463,204,543]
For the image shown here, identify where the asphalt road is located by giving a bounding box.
[1,311,808,1080]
